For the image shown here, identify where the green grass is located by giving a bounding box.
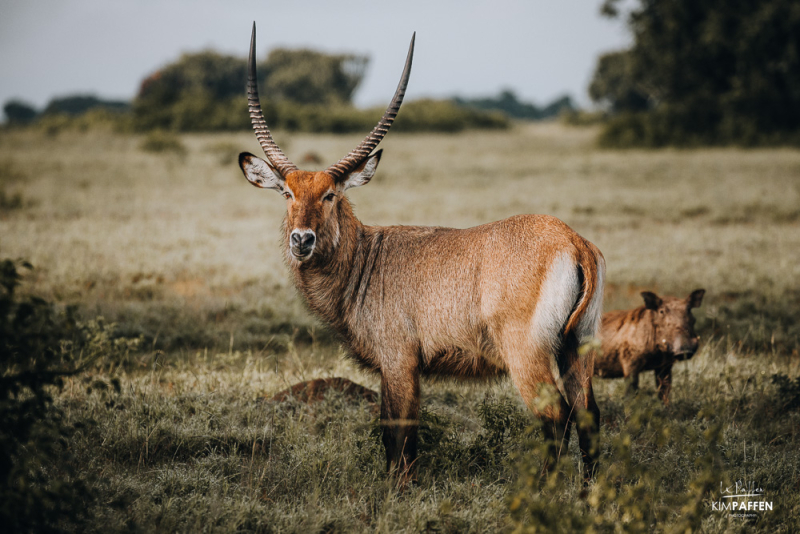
[1,123,799,531]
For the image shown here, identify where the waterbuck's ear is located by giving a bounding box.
[688,289,705,309]
[641,291,663,310]
[239,152,284,191]
[340,150,382,191]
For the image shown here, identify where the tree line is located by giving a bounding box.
[3,47,513,134]
[9,0,796,146]
[590,0,800,146]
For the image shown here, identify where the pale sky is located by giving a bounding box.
[0,0,631,113]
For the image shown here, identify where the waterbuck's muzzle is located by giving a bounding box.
[290,229,316,261]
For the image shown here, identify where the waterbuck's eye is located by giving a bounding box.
[323,192,336,202]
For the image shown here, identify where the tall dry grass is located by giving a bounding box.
[1,123,799,532]
[2,122,799,351]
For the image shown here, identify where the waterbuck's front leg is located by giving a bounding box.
[379,353,420,483]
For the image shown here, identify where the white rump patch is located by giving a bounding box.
[530,252,581,399]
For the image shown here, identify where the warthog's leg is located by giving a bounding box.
[655,365,673,405]
[623,361,641,394]
[379,355,420,483]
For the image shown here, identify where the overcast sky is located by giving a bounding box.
[1,1,632,112]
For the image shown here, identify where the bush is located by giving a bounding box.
[771,373,800,412]
[392,99,509,133]
[3,100,38,126]
[0,190,25,211]
[0,259,91,532]
[32,109,131,137]
[0,259,140,531]
[454,90,576,121]
[0,159,29,212]
[598,109,800,148]
[508,399,723,533]
[42,95,129,117]
[561,110,607,127]
[139,130,187,156]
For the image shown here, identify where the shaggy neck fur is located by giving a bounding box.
[283,197,380,336]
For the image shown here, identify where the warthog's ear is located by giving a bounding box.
[641,291,663,310]
[688,289,705,308]
[239,152,285,192]
[340,150,382,191]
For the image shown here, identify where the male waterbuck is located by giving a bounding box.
[238,24,605,481]
[595,289,705,404]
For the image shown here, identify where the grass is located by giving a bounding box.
[1,123,799,531]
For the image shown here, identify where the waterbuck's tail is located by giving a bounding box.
[563,244,605,344]
[549,243,605,418]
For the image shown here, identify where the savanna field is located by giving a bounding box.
[1,122,799,532]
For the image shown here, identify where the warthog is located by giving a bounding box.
[594,289,705,404]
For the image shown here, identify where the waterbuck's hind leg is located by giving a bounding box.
[505,336,572,477]
[574,383,600,482]
[559,332,600,483]
[379,355,420,483]
[537,396,572,475]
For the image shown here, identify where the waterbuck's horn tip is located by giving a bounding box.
[325,32,415,181]
[245,21,298,177]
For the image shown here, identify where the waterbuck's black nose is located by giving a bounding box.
[290,230,316,256]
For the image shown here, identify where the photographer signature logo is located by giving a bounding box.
[710,479,773,518]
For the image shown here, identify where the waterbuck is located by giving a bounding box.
[238,24,605,481]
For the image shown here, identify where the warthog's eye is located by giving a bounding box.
[323,192,336,202]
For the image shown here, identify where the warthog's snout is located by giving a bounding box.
[674,336,700,360]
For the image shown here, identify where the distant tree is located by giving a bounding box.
[136,52,248,109]
[588,51,650,112]
[539,95,577,118]
[3,100,38,125]
[43,95,129,116]
[132,51,251,131]
[454,89,575,120]
[595,0,800,146]
[132,49,368,131]
[262,49,367,105]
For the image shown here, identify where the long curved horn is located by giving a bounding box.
[247,23,298,177]
[326,33,415,181]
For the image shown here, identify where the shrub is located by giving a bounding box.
[3,100,38,126]
[771,373,800,412]
[0,259,91,532]
[42,95,129,117]
[508,399,723,533]
[139,130,187,156]
[0,189,25,211]
[392,99,509,133]
[32,109,130,136]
